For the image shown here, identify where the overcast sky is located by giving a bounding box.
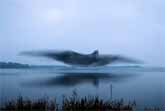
[0,0,165,66]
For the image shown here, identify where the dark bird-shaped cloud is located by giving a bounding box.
[20,50,142,66]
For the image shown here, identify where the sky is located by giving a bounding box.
[0,0,165,66]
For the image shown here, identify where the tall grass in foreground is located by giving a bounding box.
[62,96,135,111]
[0,95,136,111]
[0,96,57,111]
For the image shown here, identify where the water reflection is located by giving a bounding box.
[23,72,138,87]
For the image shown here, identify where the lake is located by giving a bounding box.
[0,66,165,110]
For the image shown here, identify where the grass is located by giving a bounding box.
[0,94,136,111]
[62,96,135,111]
[0,96,57,111]
[1,96,161,111]
[1,90,161,111]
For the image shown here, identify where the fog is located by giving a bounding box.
[0,0,165,66]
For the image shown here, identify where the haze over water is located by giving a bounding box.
[0,66,165,109]
[1,0,165,110]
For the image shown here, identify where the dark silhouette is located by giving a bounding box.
[1,95,136,111]
[20,50,141,66]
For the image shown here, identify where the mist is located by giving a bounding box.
[0,0,165,66]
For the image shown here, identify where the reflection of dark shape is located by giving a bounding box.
[24,72,137,87]
[20,50,141,66]
[42,73,111,87]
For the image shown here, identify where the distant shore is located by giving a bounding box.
[0,61,143,68]
[0,62,30,68]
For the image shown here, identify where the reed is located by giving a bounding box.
[62,96,135,111]
[0,95,136,111]
[0,96,57,111]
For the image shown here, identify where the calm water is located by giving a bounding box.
[0,66,165,109]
